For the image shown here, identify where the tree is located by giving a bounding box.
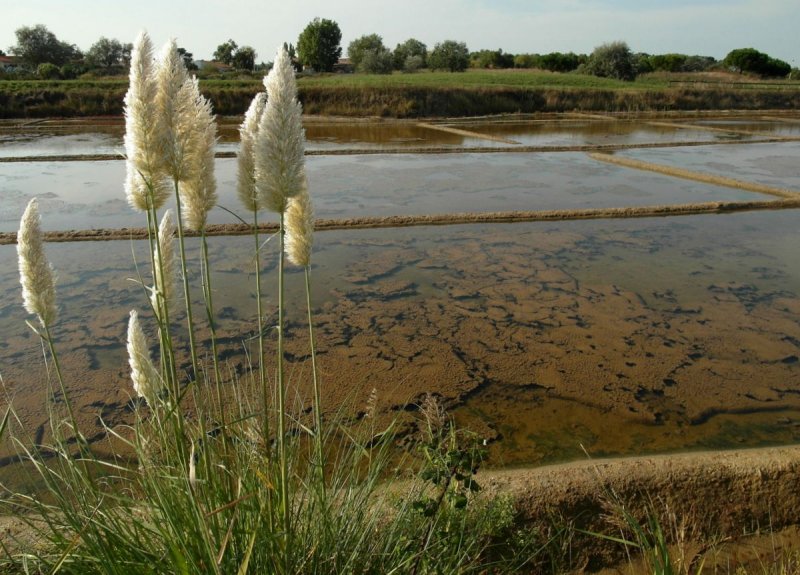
[348,34,385,69]
[283,43,303,72]
[10,24,81,67]
[177,47,198,71]
[297,17,342,72]
[428,40,469,72]
[232,46,256,70]
[0,49,5,57]
[724,48,790,77]
[358,49,393,74]
[393,38,427,70]
[213,39,238,64]
[85,37,125,71]
[470,49,514,69]
[582,41,636,81]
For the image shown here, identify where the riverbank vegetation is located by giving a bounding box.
[2,69,800,118]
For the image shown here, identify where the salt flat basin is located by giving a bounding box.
[0,152,773,232]
[3,114,795,159]
[620,142,800,191]
[0,211,798,468]
[438,118,757,147]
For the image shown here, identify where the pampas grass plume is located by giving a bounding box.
[151,209,176,316]
[238,92,267,212]
[179,77,217,231]
[156,39,191,182]
[17,199,57,327]
[284,178,314,267]
[255,46,305,214]
[127,310,161,407]
[124,31,169,211]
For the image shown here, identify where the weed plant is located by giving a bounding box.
[0,35,537,574]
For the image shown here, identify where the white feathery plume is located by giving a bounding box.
[124,31,169,211]
[17,199,57,327]
[237,92,267,212]
[127,310,162,407]
[155,39,192,182]
[284,176,314,267]
[151,209,176,318]
[179,77,217,231]
[255,46,306,214]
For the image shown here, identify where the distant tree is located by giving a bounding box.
[789,68,800,81]
[724,48,790,77]
[648,53,687,73]
[348,34,385,70]
[85,37,125,71]
[393,38,427,70]
[37,62,60,79]
[297,17,342,72]
[232,46,256,70]
[403,54,424,73]
[470,49,514,69]
[582,41,636,81]
[513,53,540,68]
[11,24,81,67]
[681,55,717,72]
[283,42,303,72]
[177,47,198,71]
[121,43,133,68]
[213,39,237,65]
[0,49,5,57]
[428,40,469,72]
[358,48,393,74]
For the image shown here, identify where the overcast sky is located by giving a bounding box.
[2,0,797,66]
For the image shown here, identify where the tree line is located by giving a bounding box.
[3,21,796,82]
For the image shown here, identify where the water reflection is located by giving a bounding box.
[0,152,771,232]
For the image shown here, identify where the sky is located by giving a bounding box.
[2,0,797,66]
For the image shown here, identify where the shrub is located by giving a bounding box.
[36,62,60,79]
[394,38,427,70]
[582,41,636,81]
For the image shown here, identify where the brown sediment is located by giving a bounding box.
[588,152,800,199]
[416,121,521,145]
[2,199,799,246]
[2,136,800,164]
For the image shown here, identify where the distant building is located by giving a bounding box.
[0,55,20,71]
[333,58,353,73]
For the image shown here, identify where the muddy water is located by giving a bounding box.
[0,211,798,468]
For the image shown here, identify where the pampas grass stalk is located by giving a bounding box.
[238,92,270,439]
[285,180,323,482]
[255,45,307,540]
[156,40,200,382]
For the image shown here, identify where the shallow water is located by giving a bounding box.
[1,114,799,475]
[0,151,774,232]
[1,211,798,467]
[621,142,800,191]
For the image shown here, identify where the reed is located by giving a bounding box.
[1,40,538,574]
